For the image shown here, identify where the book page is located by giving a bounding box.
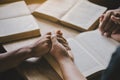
[0,15,40,43]
[26,0,47,12]
[75,30,120,67]
[61,0,107,30]
[34,0,78,21]
[67,38,104,77]
[0,1,30,20]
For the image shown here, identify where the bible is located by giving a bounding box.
[0,1,30,20]
[0,15,40,43]
[45,30,120,78]
[33,0,107,31]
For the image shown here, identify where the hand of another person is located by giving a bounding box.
[50,30,73,62]
[99,8,120,42]
[111,33,120,42]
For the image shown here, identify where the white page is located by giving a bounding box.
[75,30,120,67]
[68,38,104,77]
[0,15,39,36]
[34,0,78,20]
[0,15,40,43]
[61,0,107,30]
[0,1,30,20]
[26,0,47,13]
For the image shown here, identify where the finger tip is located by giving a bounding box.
[98,27,103,34]
[56,30,63,36]
[103,32,109,37]
[46,32,52,35]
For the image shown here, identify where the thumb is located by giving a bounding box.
[51,35,58,44]
[99,14,104,23]
[68,51,74,61]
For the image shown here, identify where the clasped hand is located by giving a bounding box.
[99,8,120,42]
[28,30,73,62]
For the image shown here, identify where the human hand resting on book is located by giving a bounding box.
[99,8,120,42]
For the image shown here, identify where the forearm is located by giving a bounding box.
[0,47,32,72]
[58,58,87,80]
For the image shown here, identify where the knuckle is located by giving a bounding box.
[44,42,49,47]
[46,35,51,38]
[114,12,119,16]
[106,10,113,14]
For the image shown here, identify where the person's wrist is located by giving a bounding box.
[57,57,74,68]
[18,46,33,59]
[56,56,73,65]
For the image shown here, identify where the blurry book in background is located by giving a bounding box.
[0,1,30,20]
[0,15,40,43]
[33,0,107,31]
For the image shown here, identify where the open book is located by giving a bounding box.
[33,0,107,31]
[26,0,47,13]
[0,15,40,43]
[0,1,40,43]
[45,30,120,78]
[3,30,120,79]
[0,1,30,20]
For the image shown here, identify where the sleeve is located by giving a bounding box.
[101,46,120,80]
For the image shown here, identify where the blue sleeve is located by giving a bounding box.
[101,46,120,80]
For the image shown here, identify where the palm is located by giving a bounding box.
[111,33,120,42]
